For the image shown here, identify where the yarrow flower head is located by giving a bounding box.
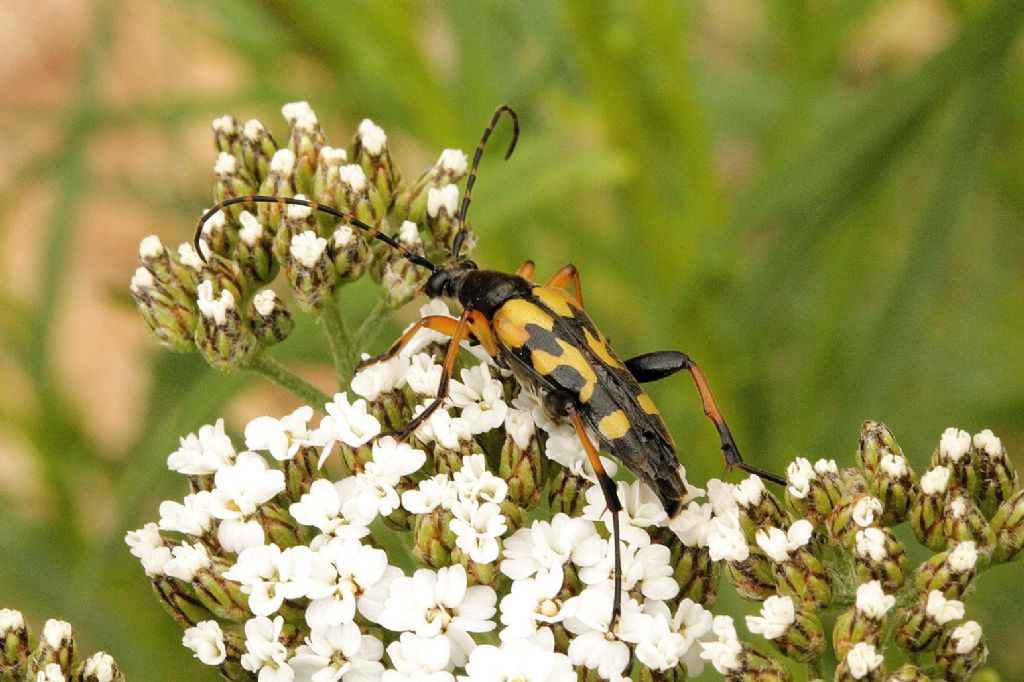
[121,104,1022,681]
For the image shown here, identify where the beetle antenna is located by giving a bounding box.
[193,195,438,272]
[451,104,519,260]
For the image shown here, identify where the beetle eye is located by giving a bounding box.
[463,260,478,270]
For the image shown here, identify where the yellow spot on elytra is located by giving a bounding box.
[598,410,631,440]
[531,339,598,403]
[637,391,659,415]
[533,286,576,318]
[584,328,625,368]
[492,299,554,348]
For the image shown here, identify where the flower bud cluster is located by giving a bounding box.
[0,609,123,681]
[132,102,476,373]
[725,421,1019,681]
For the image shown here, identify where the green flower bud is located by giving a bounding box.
[835,642,885,681]
[784,457,843,526]
[990,487,1024,563]
[240,118,278,184]
[935,620,987,682]
[854,527,909,591]
[313,145,347,209]
[498,413,544,529]
[152,574,215,627]
[260,504,303,549]
[674,544,720,607]
[828,493,883,547]
[131,266,197,353]
[756,522,831,607]
[274,193,319,264]
[425,183,460,256]
[733,644,793,681]
[380,222,429,308]
[932,427,979,496]
[213,151,256,214]
[394,148,469,225]
[914,540,979,599]
[548,468,589,519]
[189,559,250,623]
[282,101,325,192]
[353,118,402,201]
[452,547,499,588]
[194,280,258,372]
[249,289,294,347]
[286,230,337,312]
[726,549,776,602]
[858,420,905,481]
[0,608,30,673]
[30,619,76,674]
[894,589,964,652]
[72,651,124,682]
[336,162,383,229]
[870,450,918,525]
[910,465,951,552]
[413,506,458,568]
[884,664,930,682]
[734,475,788,542]
[973,429,1018,518]
[832,580,895,658]
[942,494,995,558]
[236,211,277,286]
[257,149,298,229]
[329,225,372,283]
[212,115,242,157]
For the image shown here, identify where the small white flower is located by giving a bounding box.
[563,586,633,680]
[352,354,409,402]
[671,599,715,676]
[939,427,972,462]
[498,568,567,642]
[178,242,204,271]
[436,149,468,175]
[948,541,979,573]
[669,501,713,548]
[290,478,375,540]
[164,542,212,581]
[125,523,172,577]
[383,633,454,682]
[282,101,317,126]
[406,353,443,396]
[926,590,965,625]
[706,479,739,516]
[224,544,318,617]
[270,148,297,177]
[951,620,983,654]
[543,424,618,482]
[81,652,116,682]
[35,663,65,682]
[210,452,286,520]
[402,474,459,514]
[706,509,751,562]
[879,453,909,477]
[253,290,279,317]
[214,151,237,175]
[0,609,24,632]
[733,476,765,507]
[378,565,497,667]
[500,514,604,581]
[304,537,398,630]
[973,429,1003,458]
[855,581,895,619]
[450,499,507,563]
[459,638,576,682]
[358,118,387,156]
[921,465,951,495]
[855,527,888,562]
[427,184,460,218]
[699,615,743,674]
[196,281,235,325]
[167,418,236,475]
[754,519,813,562]
[845,642,884,679]
[579,539,678,601]
[286,196,312,219]
[785,457,816,498]
[312,393,382,467]
[745,595,795,639]
[354,437,427,516]
[239,211,264,245]
[448,365,508,434]
[42,619,72,648]
[240,615,292,679]
[339,164,368,193]
[452,453,507,503]
[182,620,227,665]
[290,231,328,268]
[245,406,314,461]
[289,621,384,682]
[130,266,154,292]
[503,407,536,449]
[852,496,883,528]
[583,479,667,546]
[618,611,688,672]
[158,490,214,536]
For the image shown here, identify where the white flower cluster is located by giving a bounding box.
[127,300,763,681]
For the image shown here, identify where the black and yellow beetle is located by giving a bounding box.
[195,105,784,621]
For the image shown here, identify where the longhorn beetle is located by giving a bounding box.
[195,105,786,623]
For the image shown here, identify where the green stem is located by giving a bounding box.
[246,353,330,407]
[318,299,356,385]
[355,298,394,347]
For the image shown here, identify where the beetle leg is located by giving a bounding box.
[625,350,786,486]
[545,263,584,308]
[515,259,536,281]
[354,315,463,372]
[392,309,486,440]
[568,405,623,628]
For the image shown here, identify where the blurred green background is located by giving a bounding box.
[1,0,1022,679]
